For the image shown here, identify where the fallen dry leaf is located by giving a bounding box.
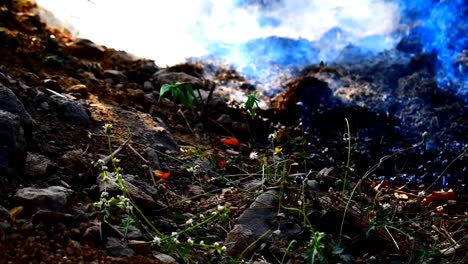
[220,138,240,148]
[153,170,171,180]
[421,190,456,205]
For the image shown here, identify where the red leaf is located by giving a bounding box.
[220,138,240,148]
[217,159,226,169]
[154,170,171,180]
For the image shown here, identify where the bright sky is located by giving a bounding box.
[36,0,400,65]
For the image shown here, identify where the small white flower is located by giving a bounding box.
[171,232,178,237]
[185,218,194,225]
[221,246,227,252]
[217,204,225,212]
[199,214,205,219]
[272,229,281,235]
[213,242,220,247]
[152,236,161,245]
[249,151,258,160]
[100,191,109,198]
[200,240,204,245]
[187,237,194,244]
[125,205,133,213]
[268,132,277,141]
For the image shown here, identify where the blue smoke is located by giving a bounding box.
[397,0,468,98]
[207,0,467,99]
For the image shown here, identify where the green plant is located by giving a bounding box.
[159,82,197,110]
[245,91,260,119]
[90,124,234,261]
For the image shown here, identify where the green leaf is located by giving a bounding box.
[159,84,172,101]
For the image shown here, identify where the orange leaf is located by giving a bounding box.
[220,138,240,148]
[153,170,171,180]
[421,190,455,205]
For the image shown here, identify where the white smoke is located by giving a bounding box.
[36,0,401,65]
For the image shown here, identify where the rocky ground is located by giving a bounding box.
[0,1,467,263]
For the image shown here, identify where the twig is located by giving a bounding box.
[101,138,130,165]
[127,144,158,186]
[178,108,195,135]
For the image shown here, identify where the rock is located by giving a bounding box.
[146,148,161,170]
[60,150,88,171]
[225,190,300,257]
[306,179,320,191]
[64,84,88,98]
[82,225,101,246]
[128,240,152,255]
[15,186,73,211]
[103,69,127,84]
[0,205,12,224]
[65,38,106,59]
[186,185,204,196]
[126,88,145,102]
[224,224,255,256]
[0,110,27,178]
[24,152,55,178]
[152,71,202,89]
[143,81,154,92]
[105,237,135,257]
[153,252,177,264]
[50,96,91,126]
[31,210,75,225]
[0,83,33,133]
[117,110,178,151]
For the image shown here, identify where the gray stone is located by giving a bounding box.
[0,110,27,178]
[306,179,320,191]
[24,152,55,178]
[225,190,300,257]
[103,69,127,84]
[50,96,90,126]
[0,83,33,133]
[83,225,101,246]
[143,81,154,91]
[117,110,178,151]
[237,190,278,237]
[105,237,135,257]
[186,185,204,196]
[15,186,72,211]
[152,71,202,88]
[224,224,255,256]
[0,205,12,224]
[153,252,177,264]
[60,149,88,171]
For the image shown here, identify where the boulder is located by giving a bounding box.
[50,96,91,126]
[24,152,55,178]
[15,186,73,211]
[0,110,27,178]
[0,83,33,133]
